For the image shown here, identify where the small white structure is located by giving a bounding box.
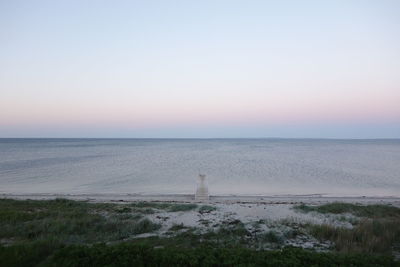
[195,174,209,201]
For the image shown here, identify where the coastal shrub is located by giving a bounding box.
[115,206,132,213]
[0,240,63,267]
[294,202,400,218]
[169,223,189,231]
[199,205,217,213]
[150,222,253,248]
[0,198,160,244]
[168,203,198,212]
[0,243,395,267]
[284,229,300,239]
[309,219,400,253]
[134,207,156,214]
[156,226,252,248]
[262,231,284,245]
[131,218,161,235]
[129,202,198,212]
[129,202,172,211]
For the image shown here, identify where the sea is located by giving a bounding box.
[0,138,399,197]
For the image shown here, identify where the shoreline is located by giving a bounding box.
[2,193,400,206]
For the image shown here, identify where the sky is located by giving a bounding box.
[0,0,399,138]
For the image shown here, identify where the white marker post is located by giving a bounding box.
[195,174,209,201]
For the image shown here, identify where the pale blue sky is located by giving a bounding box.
[1,1,399,138]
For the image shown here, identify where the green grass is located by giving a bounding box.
[169,203,198,212]
[309,219,400,254]
[294,202,400,218]
[0,198,196,247]
[0,241,396,267]
[294,202,400,254]
[143,220,253,249]
[0,198,160,245]
[199,205,217,213]
[169,223,190,231]
[262,231,284,245]
[216,221,250,241]
[129,202,198,212]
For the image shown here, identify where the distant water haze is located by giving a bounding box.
[0,139,399,197]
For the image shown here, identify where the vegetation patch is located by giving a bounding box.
[2,198,399,265]
[199,205,217,213]
[0,241,396,267]
[199,219,211,226]
[283,228,301,239]
[129,202,198,212]
[155,220,254,248]
[169,223,189,232]
[309,219,400,254]
[294,202,400,255]
[0,198,160,245]
[262,231,284,244]
[294,202,400,218]
[169,203,198,212]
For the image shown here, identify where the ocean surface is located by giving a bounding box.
[0,139,399,197]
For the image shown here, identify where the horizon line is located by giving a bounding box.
[0,137,399,140]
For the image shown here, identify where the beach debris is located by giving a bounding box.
[195,174,209,201]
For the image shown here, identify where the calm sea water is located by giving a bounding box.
[0,139,399,197]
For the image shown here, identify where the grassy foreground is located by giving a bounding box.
[1,241,396,267]
[1,198,399,266]
[294,202,400,254]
